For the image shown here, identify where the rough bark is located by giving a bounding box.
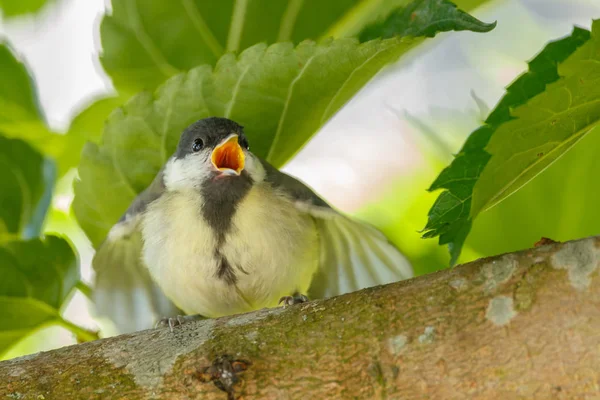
[1,235,599,400]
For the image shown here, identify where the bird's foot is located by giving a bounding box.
[278,293,309,308]
[156,314,207,332]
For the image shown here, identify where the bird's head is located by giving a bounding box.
[164,117,264,190]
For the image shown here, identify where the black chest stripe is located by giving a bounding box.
[200,173,253,237]
[216,253,237,285]
[201,173,253,284]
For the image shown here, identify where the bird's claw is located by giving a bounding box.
[155,315,187,332]
[156,314,208,331]
[278,293,309,308]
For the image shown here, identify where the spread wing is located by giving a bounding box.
[259,159,413,299]
[91,167,181,334]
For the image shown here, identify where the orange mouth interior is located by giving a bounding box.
[211,135,245,175]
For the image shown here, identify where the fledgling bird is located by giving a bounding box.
[92,117,413,333]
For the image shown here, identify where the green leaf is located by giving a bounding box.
[75,37,424,246]
[58,95,126,175]
[99,0,493,95]
[472,21,600,217]
[0,136,55,237]
[0,235,79,355]
[0,0,54,18]
[0,42,47,138]
[423,24,593,264]
[100,0,368,94]
[0,42,112,176]
[464,124,600,264]
[359,0,495,41]
[0,42,75,170]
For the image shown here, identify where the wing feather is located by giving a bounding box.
[258,157,413,300]
[309,214,413,299]
[91,167,181,334]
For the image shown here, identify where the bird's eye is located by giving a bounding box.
[192,138,204,152]
[239,136,249,150]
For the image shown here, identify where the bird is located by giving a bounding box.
[91,117,413,333]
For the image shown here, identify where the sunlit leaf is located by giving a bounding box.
[359,0,495,41]
[0,42,70,173]
[0,136,55,237]
[0,42,48,140]
[0,0,54,18]
[423,24,593,264]
[0,236,78,356]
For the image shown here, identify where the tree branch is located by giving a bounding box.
[1,235,599,399]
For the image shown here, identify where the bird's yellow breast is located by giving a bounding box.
[140,182,319,317]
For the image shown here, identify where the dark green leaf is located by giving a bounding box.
[0,235,79,355]
[0,136,55,237]
[464,125,600,263]
[423,24,593,264]
[472,21,600,217]
[0,0,54,18]
[359,0,495,41]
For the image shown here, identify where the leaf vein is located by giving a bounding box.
[321,42,392,125]
[126,0,179,77]
[224,64,254,118]
[226,0,248,53]
[181,0,224,57]
[268,51,320,162]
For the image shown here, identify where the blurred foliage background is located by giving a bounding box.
[0,0,599,360]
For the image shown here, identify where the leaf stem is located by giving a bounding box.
[57,317,99,343]
[75,280,93,300]
[182,0,224,57]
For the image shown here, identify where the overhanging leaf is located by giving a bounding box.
[100,0,370,94]
[0,136,55,237]
[422,23,593,264]
[99,0,494,95]
[359,0,496,41]
[464,124,600,264]
[0,235,78,356]
[472,21,600,216]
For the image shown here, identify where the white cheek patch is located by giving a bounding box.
[107,214,139,241]
[245,153,266,183]
[163,153,211,191]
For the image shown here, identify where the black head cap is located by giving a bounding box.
[175,117,249,159]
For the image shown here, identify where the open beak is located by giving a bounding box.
[211,134,245,175]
